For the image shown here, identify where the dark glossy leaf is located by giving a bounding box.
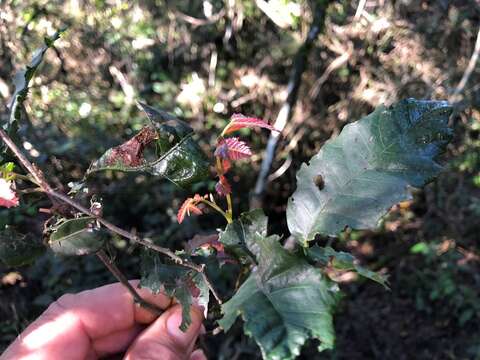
[87,103,209,187]
[140,251,209,331]
[307,245,388,288]
[219,233,341,359]
[287,99,453,244]
[4,28,66,139]
[0,227,45,267]
[218,209,267,264]
[48,217,107,256]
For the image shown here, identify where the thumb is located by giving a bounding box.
[124,304,203,360]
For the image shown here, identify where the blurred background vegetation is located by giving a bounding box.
[0,0,479,359]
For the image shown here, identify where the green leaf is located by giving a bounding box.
[1,162,16,181]
[287,99,453,244]
[218,209,267,264]
[87,103,210,187]
[140,251,209,331]
[0,227,45,267]
[48,217,107,256]
[4,28,66,139]
[307,245,388,288]
[219,233,341,359]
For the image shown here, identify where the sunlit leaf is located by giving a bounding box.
[222,114,278,136]
[0,227,45,267]
[218,233,341,359]
[307,245,388,288]
[48,217,107,256]
[4,28,66,144]
[287,99,453,244]
[177,194,205,224]
[140,251,209,331]
[87,103,210,187]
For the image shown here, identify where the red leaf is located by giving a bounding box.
[214,137,252,161]
[215,175,232,197]
[223,113,279,135]
[0,179,19,208]
[177,195,203,224]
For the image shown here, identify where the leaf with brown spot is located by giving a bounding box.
[86,103,209,187]
[104,126,157,167]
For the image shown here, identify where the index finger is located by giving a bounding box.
[53,280,172,337]
[2,281,171,360]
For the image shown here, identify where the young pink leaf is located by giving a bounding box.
[215,175,232,197]
[0,179,19,208]
[222,113,279,135]
[177,195,204,224]
[215,137,252,161]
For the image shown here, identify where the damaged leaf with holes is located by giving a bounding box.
[48,217,108,256]
[87,102,209,187]
[140,251,209,331]
[219,232,341,360]
[287,99,453,244]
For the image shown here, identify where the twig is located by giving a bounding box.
[309,51,351,98]
[96,250,163,315]
[251,0,330,208]
[453,26,480,99]
[267,154,292,182]
[208,48,218,88]
[0,128,223,305]
[175,9,226,28]
[354,0,367,21]
[109,65,135,105]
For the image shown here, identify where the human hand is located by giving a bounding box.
[1,281,206,360]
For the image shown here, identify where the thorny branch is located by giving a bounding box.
[0,127,223,307]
